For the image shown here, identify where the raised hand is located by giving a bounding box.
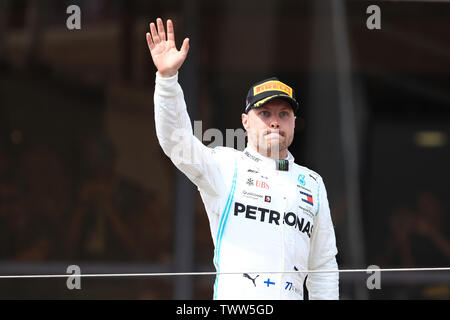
[146,18,190,78]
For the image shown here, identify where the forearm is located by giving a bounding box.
[153,72,221,196]
[154,72,190,157]
[307,257,339,300]
[306,177,339,300]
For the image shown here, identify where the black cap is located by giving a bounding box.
[244,77,299,114]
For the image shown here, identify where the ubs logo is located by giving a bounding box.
[246,178,269,189]
[255,180,269,189]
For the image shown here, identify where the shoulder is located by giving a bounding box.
[209,146,241,166]
[212,146,241,158]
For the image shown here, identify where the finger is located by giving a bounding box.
[150,22,160,44]
[180,38,190,56]
[167,19,175,42]
[157,18,166,41]
[146,32,155,51]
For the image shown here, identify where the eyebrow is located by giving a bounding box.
[258,106,292,113]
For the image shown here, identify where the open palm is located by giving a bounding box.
[146,18,190,78]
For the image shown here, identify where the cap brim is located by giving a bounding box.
[245,94,299,114]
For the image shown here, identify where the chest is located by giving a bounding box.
[229,160,319,238]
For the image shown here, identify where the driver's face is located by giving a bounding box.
[242,99,296,159]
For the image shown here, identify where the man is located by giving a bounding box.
[146,18,339,300]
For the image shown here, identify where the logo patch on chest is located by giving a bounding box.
[298,174,306,186]
[234,202,313,238]
[299,191,313,206]
[245,178,269,189]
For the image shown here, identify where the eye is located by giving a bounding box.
[260,111,270,117]
[280,111,289,117]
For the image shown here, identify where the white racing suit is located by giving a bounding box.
[154,72,339,300]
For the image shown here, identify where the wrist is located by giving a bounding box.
[158,70,178,78]
[155,71,179,90]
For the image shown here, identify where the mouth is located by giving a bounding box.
[264,130,285,138]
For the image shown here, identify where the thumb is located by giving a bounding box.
[180,38,190,56]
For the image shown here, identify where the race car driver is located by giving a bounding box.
[146,18,339,300]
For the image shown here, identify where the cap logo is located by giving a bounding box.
[253,80,293,98]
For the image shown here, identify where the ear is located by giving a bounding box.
[241,113,249,130]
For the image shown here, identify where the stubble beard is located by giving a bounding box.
[250,130,290,159]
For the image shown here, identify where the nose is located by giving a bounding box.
[270,116,280,129]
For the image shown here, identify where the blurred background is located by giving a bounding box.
[0,0,449,299]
